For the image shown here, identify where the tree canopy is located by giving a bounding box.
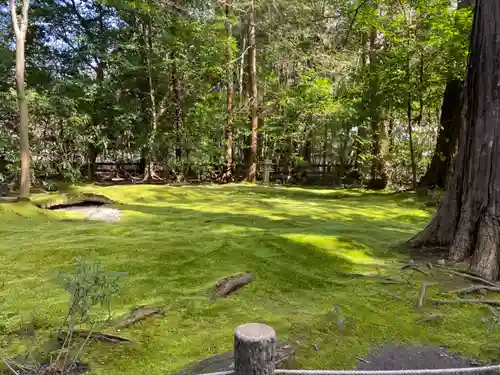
[0,0,472,188]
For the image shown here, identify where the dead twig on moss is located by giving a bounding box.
[401,264,429,276]
[415,313,442,324]
[344,273,403,284]
[417,282,429,308]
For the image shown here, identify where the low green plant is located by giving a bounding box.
[1,258,125,375]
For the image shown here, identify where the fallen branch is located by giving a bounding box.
[344,273,403,284]
[446,285,500,295]
[212,273,253,299]
[372,288,405,301]
[415,313,442,324]
[417,282,429,308]
[432,299,500,306]
[401,264,429,276]
[59,330,132,343]
[434,265,500,287]
[114,307,164,329]
[401,275,416,287]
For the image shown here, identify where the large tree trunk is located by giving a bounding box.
[10,0,30,200]
[245,0,258,183]
[419,80,462,189]
[419,0,471,189]
[222,0,234,182]
[409,0,500,280]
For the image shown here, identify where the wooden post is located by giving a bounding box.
[263,159,272,185]
[234,323,276,375]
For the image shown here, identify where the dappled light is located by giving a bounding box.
[2,185,500,375]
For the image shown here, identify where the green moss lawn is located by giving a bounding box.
[1,185,499,374]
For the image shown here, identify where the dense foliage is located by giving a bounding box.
[0,0,472,189]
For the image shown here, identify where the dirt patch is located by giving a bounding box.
[356,346,493,372]
[33,193,115,209]
[33,193,120,222]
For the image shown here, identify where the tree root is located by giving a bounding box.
[446,285,500,295]
[434,265,500,287]
[432,299,500,306]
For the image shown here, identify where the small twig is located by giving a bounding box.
[344,273,403,283]
[486,305,500,317]
[416,313,442,324]
[356,357,371,364]
[402,264,429,276]
[374,288,405,301]
[0,356,20,375]
[401,275,416,287]
[433,299,500,306]
[417,282,429,308]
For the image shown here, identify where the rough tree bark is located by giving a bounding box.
[10,0,30,200]
[222,0,234,182]
[419,80,462,189]
[409,0,500,280]
[418,0,471,189]
[245,0,258,183]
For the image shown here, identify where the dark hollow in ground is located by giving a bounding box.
[45,201,107,210]
[357,346,495,373]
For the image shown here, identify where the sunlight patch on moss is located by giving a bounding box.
[282,233,382,265]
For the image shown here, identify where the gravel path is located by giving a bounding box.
[356,346,493,373]
[52,204,121,222]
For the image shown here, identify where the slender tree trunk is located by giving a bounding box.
[222,0,234,182]
[143,17,159,182]
[16,37,30,198]
[172,58,184,181]
[409,0,500,280]
[245,0,258,182]
[367,23,389,190]
[407,92,417,189]
[10,0,30,199]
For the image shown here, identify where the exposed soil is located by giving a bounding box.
[50,202,121,222]
[357,346,495,372]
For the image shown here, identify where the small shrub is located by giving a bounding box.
[1,258,126,375]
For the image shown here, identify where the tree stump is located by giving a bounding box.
[234,323,276,375]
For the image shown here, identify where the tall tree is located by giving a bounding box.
[10,0,30,199]
[222,0,234,182]
[367,6,389,190]
[409,0,500,280]
[419,0,472,189]
[245,0,258,182]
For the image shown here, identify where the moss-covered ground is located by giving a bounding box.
[1,185,499,374]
